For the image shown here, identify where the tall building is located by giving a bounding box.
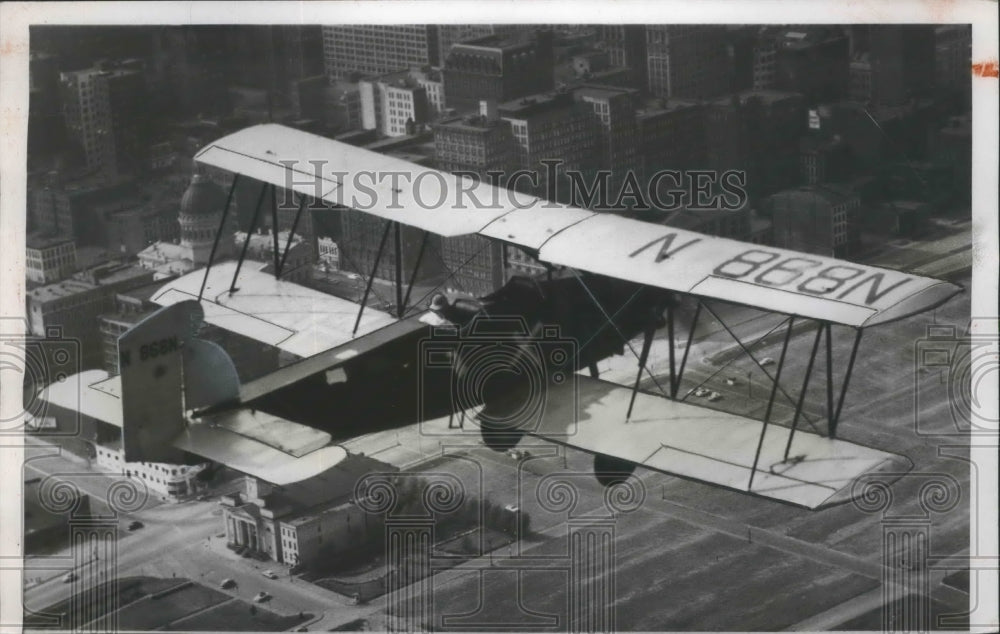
[849,25,936,107]
[769,184,861,258]
[498,90,599,201]
[28,52,65,162]
[324,80,363,132]
[433,104,520,295]
[929,114,971,204]
[28,172,135,245]
[26,234,77,285]
[704,90,806,199]
[412,67,446,116]
[433,105,519,181]
[771,26,850,104]
[751,30,778,90]
[435,24,497,64]
[27,263,155,369]
[573,85,640,199]
[60,60,150,177]
[636,99,706,203]
[219,25,324,108]
[359,70,433,137]
[934,25,972,104]
[149,26,233,117]
[645,26,731,100]
[322,25,439,81]
[598,25,647,90]
[97,198,180,256]
[443,31,555,113]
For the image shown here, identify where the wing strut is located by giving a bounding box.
[198,174,239,302]
[666,304,677,397]
[784,322,824,460]
[626,323,657,422]
[699,301,818,431]
[568,271,670,400]
[401,230,430,317]
[831,327,864,438]
[393,222,404,318]
[353,219,392,337]
[277,193,308,278]
[672,301,702,399]
[269,185,280,274]
[231,182,269,294]
[748,316,795,491]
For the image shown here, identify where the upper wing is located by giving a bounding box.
[195,124,962,328]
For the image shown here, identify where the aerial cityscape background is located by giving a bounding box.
[20,24,977,632]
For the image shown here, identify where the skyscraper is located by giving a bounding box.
[498,90,599,201]
[599,25,647,90]
[60,60,149,177]
[771,26,850,104]
[322,25,439,81]
[849,25,935,106]
[645,26,731,100]
[443,31,555,113]
[573,85,640,199]
[433,103,520,295]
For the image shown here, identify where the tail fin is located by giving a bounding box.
[118,300,239,463]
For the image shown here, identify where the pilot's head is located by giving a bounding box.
[430,293,450,313]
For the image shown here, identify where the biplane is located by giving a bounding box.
[41,124,962,509]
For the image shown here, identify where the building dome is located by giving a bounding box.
[179,174,227,218]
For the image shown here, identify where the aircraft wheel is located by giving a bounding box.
[593,453,636,488]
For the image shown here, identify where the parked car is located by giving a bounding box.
[127,521,144,531]
[693,388,710,398]
[503,504,520,514]
[760,357,776,366]
[62,572,77,583]
[261,570,278,579]
[253,591,270,603]
[219,578,237,589]
[708,392,723,402]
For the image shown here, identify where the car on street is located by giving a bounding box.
[127,520,144,531]
[708,391,723,402]
[693,387,710,397]
[760,357,776,366]
[262,570,278,579]
[62,572,77,583]
[503,504,520,514]
[219,578,237,589]
[253,591,271,603]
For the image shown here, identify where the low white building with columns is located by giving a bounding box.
[220,454,394,567]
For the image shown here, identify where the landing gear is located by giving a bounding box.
[593,453,636,488]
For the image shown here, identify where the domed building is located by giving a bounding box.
[179,173,234,264]
[138,172,236,279]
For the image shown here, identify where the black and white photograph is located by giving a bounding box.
[1,2,997,632]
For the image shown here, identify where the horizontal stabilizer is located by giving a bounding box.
[172,423,348,486]
[40,372,348,486]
